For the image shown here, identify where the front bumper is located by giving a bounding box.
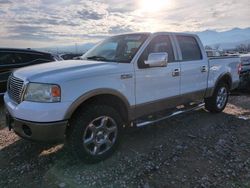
[4,92,70,142]
[4,93,72,122]
[8,115,68,142]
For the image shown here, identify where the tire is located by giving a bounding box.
[67,104,123,163]
[205,82,229,113]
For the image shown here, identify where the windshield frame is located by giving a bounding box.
[81,33,150,63]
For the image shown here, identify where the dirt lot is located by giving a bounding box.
[0,94,250,188]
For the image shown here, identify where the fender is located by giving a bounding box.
[205,72,232,98]
[63,88,133,120]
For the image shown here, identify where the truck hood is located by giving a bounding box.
[13,60,131,82]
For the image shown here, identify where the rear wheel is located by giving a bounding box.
[205,82,229,113]
[67,104,122,163]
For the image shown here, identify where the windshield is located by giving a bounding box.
[82,33,149,63]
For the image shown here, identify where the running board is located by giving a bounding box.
[136,103,205,128]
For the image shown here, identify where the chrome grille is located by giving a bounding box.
[8,75,24,104]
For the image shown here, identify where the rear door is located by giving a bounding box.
[174,35,208,102]
[135,34,181,117]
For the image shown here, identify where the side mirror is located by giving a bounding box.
[145,52,168,67]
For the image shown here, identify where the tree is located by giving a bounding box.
[205,45,212,50]
[236,44,247,52]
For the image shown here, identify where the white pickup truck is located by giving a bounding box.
[4,32,240,163]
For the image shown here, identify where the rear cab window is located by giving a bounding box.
[176,35,202,61]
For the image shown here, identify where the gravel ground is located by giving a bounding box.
[0,94,250,188]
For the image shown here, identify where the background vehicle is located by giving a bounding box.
[206,49,221,57]
[60,53,83,60]
[239,54,250,90]
[0,48,62,95]
[4,32,240,163]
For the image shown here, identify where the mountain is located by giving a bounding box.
[215,39,250,50]
[39,27,250,53]
[38,43,95,54]
[195,27,250,49]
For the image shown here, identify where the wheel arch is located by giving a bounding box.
[206,72,232,98]
[64,88,132,123]
[215,73,232,89]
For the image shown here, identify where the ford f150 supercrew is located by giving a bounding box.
[4,32,240,163]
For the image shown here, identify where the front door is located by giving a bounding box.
[135,34,181,117]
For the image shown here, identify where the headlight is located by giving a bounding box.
[24,83,61,103]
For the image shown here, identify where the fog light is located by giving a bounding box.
[22,125,32,136]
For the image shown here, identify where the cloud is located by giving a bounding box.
[106,0,136,13]
[77,10,105,20]
[14,18,78,26]
[6,25,56,41]
[76,1,108,20]
[108,25,134,34]
[8,25,46,33]
[7,33,53,41]
[0,0,11,4]
[0,0,249,48]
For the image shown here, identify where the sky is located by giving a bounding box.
[0,0,250,48]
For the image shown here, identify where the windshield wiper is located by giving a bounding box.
[86,56,108,61]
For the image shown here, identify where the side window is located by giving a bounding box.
[125,41,142,56]
[0,52,16,65]
[176,36,202,61]
[138,35,174,68]
[13,53,24,64]
[14,53,50,64]
[0,52,52,65]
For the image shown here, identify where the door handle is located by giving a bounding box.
[201,66,208,72]
[172,68,180,77]
[120,74,133,79]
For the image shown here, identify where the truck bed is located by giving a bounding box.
[207,56,241,90]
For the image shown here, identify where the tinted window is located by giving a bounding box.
[0,51,53,65]
[241,56,250,64]
[16,53,52,64]
[0,52,16,65]
[126,41,143,56]
[138,35,174,68]
[176,36,202,61]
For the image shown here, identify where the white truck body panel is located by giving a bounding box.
[4,94,72,122]
[135,62,180,105]
[177,35,209,100]
[6,60,135,122]
[207,57,240,90]
[4,32,241,125]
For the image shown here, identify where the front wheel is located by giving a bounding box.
[205,82,229,113]
[67,104,122,163]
